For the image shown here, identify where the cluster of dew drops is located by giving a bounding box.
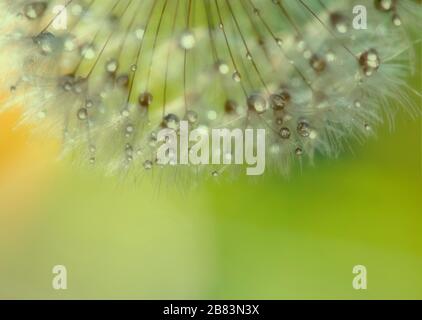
[12,0,409,176]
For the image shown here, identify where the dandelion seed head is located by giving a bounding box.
[0,0,421,181]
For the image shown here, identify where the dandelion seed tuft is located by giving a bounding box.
[0,0,420,180]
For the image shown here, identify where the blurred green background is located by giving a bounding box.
[1,99,420,300]
[0,34,421,301]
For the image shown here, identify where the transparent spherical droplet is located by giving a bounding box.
[24,2,47,20]
[270,92,291,110]
[85,100,94,108]
[247,94,268,114]
[330,12,348,34]
[121,109,130,117]
[297,120,311,137]
[392,14,402,27]
[359,49,380,77]
[216,61,229,75]
[139,92,153,108]
[125,143,133,156]
[279,127,291,139]
[179,30,196,50]
[149,133,158,147]
[80,43,96,60]
[62,80,73,92]
[310,54,327,73]
[72,78,87,94]
[116,74,129,88]
[143,160,153,170]
[375,0,394,11]
[221,100,236,115]
[33,32,60,55]
[232,71,241,82]
[106,59,118,73]
[163,114,180,130]
[77,108,88,120]
[126,124,134,135]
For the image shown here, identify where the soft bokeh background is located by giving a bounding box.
[0,54,421,300]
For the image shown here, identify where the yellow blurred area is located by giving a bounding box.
[0,93,59,244]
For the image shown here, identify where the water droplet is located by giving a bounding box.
[106,59,118,73]
[125,124,134,135]
[80,43,96,60]
[392,14,402,27]
[24,2,47,20]
[247,94,268,114]
[359,49,380,77]
[85,100,94,108]
[116,74,129,87]
[125,143,133,156]
[179,30,196,50]
[143,160,153,170]
[232,71,241,82]
[163,114,180,130]
[330,12,348,34]
[139,92,153,108]
[33,32,59,55]
[297,120,311,137]
[77,108,88,120]
[310,54,327,73]
[216,61,229,75]
[224,100,238,114]
[279,127,291,139]
[375,0,394,11]
[270,92,291,110]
